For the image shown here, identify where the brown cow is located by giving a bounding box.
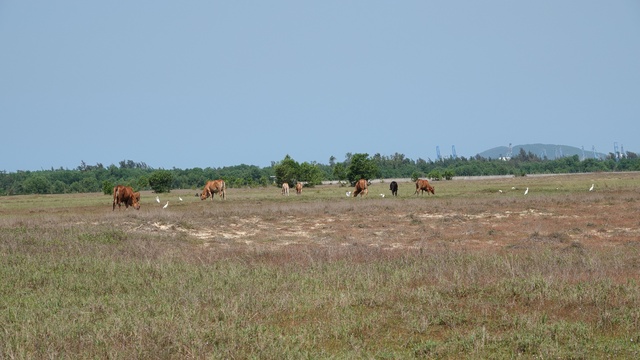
[414,179,435,195]
[113,185,141,210]
[295,182,302,195]
[199,179,226,201]
[281,182,290,196]
[352,179,368,197]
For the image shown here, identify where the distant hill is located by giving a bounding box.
[478,144,607,160]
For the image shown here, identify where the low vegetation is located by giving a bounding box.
[1,173,639,358]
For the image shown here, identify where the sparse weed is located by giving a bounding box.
[1,173,639,358]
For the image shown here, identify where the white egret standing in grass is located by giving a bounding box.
[589,184,594,191]
[156,196,160,203]
[524,187,529,195]
[346,191,351,197]
[163,201,169,209]
[179,196,183,201]
[380,194,385,198]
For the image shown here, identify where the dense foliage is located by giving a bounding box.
[148,170,174,193]
[1,151,639,195]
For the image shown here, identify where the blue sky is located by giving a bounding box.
[1,1,639,172]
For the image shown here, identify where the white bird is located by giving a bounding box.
[163,201,169,209]
[524,187,529,195]
[379,194,385,198]
[179,196,183,201]
[589,184,594,192]
[156,196,160,203]
[498,190,503,193]
[346,191,351,197]
[511,187,516,190]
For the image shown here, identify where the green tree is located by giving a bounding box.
[346,153,379,184]
[298,162,323,186]
[428,170,442,181]
[333,163,347,183]
[23,175,51,194]
[274,155,300,186]
[102,180,115,195]
[148,170,173,193]
[51,180,68,194]
[443,169,455,180]
[137,175,149,190]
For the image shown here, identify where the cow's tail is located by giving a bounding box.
[221,181,226,200]
[113,186,119,210]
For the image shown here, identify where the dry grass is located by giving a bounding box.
[1,172,640,358]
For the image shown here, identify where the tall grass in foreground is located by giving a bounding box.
[2,234,640,358]
[2,172,640,358]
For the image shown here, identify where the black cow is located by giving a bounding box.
[389,181,398,196]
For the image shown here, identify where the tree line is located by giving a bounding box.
[1,150,638,196]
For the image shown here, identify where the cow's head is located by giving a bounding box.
[130,197,141,210]
[200,191,209,200]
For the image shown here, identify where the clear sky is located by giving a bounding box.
[1,1,639,172]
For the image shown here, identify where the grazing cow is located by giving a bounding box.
[113,185,141,211]
[282,183,290,196]
[352,179,368,197]
[414,179,435,195]
[295,182,302,195]
[389,181,398,196]
[199,179,226,201]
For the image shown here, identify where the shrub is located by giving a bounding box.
[148,170,173,193]
[102,180,114,195]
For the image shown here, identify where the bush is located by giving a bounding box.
[149,170,173,193]
[102,180,114,195]
[428,170,442,181]
[443,169,455,180]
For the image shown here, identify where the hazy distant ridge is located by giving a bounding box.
[478,144,607,160]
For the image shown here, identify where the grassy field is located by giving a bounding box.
[1,172,640,358]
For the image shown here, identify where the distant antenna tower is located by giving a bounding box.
[592,145,598,160]
[507,143,513,158]
[451,145,457,159]
[436,146,442,161]
[620,144,625,158]
[614,142,620,160]
[581,146,586,161]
